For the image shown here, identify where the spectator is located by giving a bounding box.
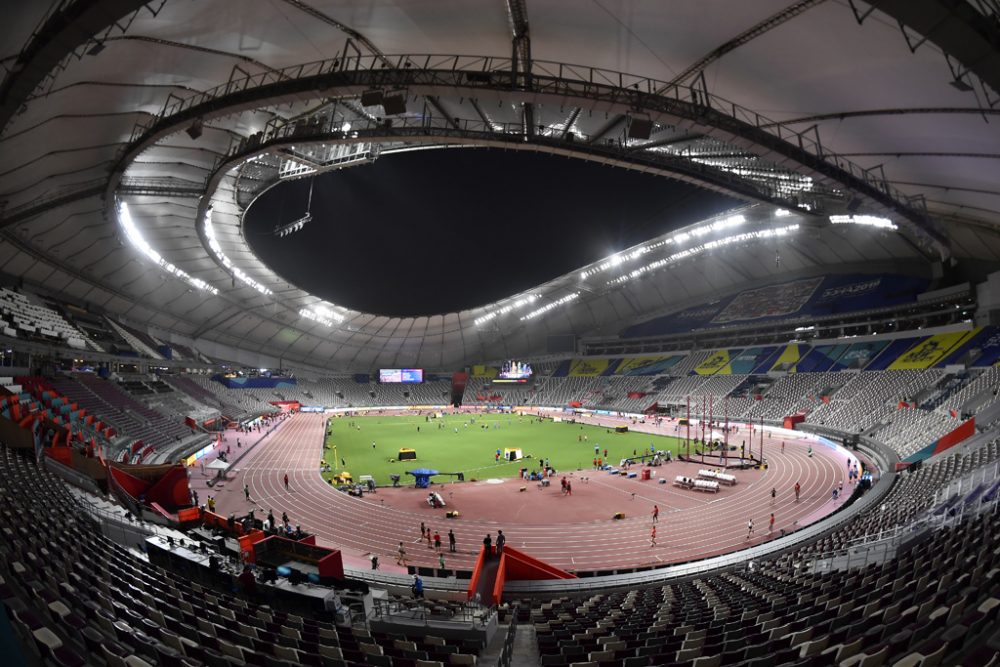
[236,566,257,595]
[397,542,407,566]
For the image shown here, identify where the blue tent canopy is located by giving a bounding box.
[407,469,440,488]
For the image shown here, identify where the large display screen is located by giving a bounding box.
[379,368,424,383]
[495,360,533,384]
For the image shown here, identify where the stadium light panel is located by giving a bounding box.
[300,303,344,327]
[118,202,218,295]
[205,210,274,296]
[474,294,538,326]
[520,292,579,321]
[578,213,747,282]
[607,224,800,286]
[829,214,897,230]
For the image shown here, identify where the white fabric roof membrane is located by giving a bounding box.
[0,1,997,371]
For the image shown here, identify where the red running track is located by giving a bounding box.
[203,413,857,574]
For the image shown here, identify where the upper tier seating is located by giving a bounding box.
[0,287,88,350]
[180,377,278,421]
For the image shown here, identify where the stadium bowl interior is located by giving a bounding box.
[1,2,1000,666]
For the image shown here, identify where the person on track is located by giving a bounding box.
[283,473,289,491]
[397,542,407,566]
[794,482,801,501]
[448,529,456,553]
[483,534,493,557]
[747,518,755,540]
[652,505,659,522]
[434,531,442,551]
[650,525,657,547]
[495,530,506,555]
[244,484,251,502]
[769,513,775,533]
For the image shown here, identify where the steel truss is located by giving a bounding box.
[109,53,948,257]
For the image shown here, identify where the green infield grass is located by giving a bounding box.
[320,413,686,486]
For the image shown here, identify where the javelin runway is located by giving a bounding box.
[208,413,857,573]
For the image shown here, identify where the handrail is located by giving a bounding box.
[117,52,936,242]
[125,52,875,197]
[497,602,519,667]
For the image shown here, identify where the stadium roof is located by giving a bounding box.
[0,1,998,371]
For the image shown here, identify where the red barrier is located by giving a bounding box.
[250,535,343,579]
[491,553,507,606]
[202,510,246,535]
[783,414,805,430]
[466,546,491,600]
[501,546,577,581]
[238,530,268,563]
[176,507,202,523]
[932,417,976,457]
[45,447,72,466]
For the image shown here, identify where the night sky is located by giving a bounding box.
[245,149,737,317]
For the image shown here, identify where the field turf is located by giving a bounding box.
[321,413,685,486]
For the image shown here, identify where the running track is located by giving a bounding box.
[209,413,855,574]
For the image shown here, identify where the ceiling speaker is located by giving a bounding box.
[360,90,384,107]
[382,94,407,116]
[627,118,653,140]
[185,119,203,141]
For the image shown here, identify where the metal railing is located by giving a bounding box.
[497,602,519,667]
[934,459,1000,506]
[371,596,492,628]
[121,52,930,227]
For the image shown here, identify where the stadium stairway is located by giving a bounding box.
[472,557,502,606]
